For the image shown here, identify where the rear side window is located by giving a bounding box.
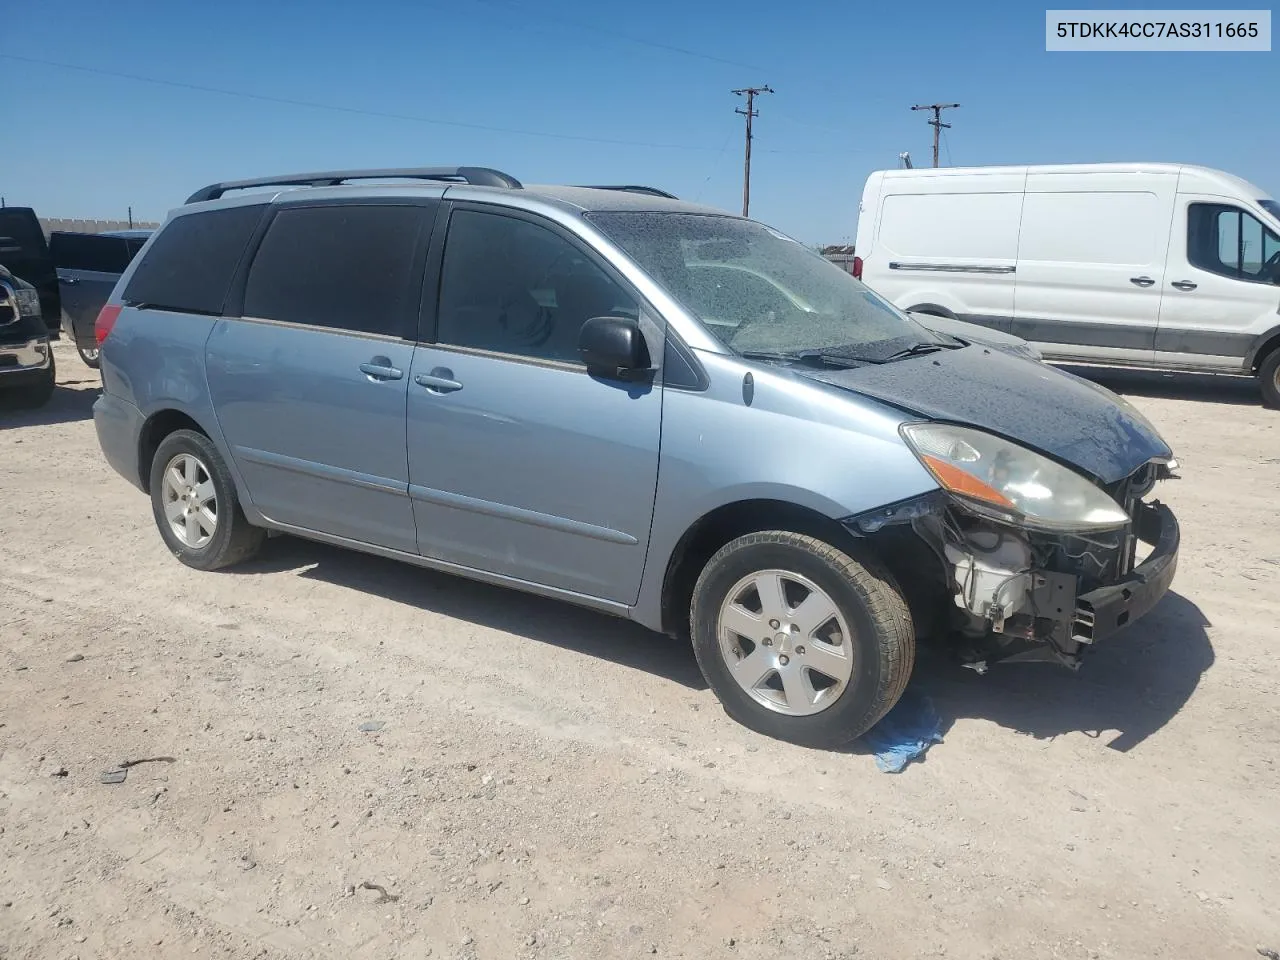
[50,233,132,274]
[123,205,265,314]
[243,204,427,336]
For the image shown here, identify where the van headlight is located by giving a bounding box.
[900,422,1129,532]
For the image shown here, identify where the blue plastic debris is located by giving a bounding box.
[863,687,944,773]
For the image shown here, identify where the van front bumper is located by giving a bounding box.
[1071,501,1179,644]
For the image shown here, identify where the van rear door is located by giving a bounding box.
[1012,171,1175,364]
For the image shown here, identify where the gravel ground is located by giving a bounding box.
[2,342,1278,960]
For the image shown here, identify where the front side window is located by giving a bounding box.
[436,210,638,364]
[243,204,427,336]
[1188,203,1280,284]
[588,212,937,361]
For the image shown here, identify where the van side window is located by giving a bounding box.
[243,205,427,337]
[1187,203,1280,283]
[436,209,638,364]
[124,205,266,314]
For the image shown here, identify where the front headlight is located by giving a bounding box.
[13,288,41,318]
[900,422,1129,532]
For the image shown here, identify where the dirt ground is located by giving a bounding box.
[2,340,1278,960]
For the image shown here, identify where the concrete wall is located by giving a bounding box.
[39,218,160,236]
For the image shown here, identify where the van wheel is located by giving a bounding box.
[149,429,264,570]
[1260,349,1280,409]
[689,531,914,748]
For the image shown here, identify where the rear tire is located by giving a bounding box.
[77,342,101,369]
[689,531,914,749]
[149,429,264,570]
[1260,348,1280,409]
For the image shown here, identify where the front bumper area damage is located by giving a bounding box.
[847,465,1180,670]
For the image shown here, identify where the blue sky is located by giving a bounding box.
[4,0,1277,243]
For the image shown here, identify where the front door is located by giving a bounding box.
[206,201,437,553]
[1012,172,1176,364]
[1156,197,1280,368]
[407,205,663,604]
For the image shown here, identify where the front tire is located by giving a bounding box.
[1259,348,1280,409]
[149,429,264,570]
[690,531,914,749]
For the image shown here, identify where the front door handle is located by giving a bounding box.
[359,356,404,381]
[1129,276,1155,287]
[61,277,80,286]
[414,370,463,394]
[1170,280,1198,291]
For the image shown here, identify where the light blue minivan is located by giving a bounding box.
[93,166,1180,747]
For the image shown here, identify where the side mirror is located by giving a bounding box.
[579,316,652,379]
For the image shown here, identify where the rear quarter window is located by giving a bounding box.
[123,205,266,314]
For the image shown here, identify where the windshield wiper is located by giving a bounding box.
[878,342,953,362]
[737,350,867,369]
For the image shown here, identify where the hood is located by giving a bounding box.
[910,312,1041,360]
[801,345,1171,484]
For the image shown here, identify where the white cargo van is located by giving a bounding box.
[853,163,1280,406]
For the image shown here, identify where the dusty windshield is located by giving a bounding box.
[587,212,941,362]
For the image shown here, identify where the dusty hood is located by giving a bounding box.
[802,345,1172,484]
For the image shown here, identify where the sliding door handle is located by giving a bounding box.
[1129,276,1155,287]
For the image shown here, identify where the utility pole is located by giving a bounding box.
[910,103,960,168]
[732,85,773,217]
[128,206,134,229]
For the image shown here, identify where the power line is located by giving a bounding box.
[732,85,773,217]
[910,102,960,168]
[0,53,714,152]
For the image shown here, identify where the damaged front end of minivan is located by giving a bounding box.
[847,423,1180,671]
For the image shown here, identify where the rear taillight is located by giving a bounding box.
[95,304,122,346]
[852,256,863,280]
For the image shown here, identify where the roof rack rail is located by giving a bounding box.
[574,185,679,199]
[185,166,523,204]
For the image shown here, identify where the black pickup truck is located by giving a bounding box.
[0,263,55,408]
[0,207,60,336]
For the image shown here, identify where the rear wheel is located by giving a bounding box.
[690,531,914,748]
[149,429,264,570]
[1259,348,1280,409]
[77,342,101,368]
